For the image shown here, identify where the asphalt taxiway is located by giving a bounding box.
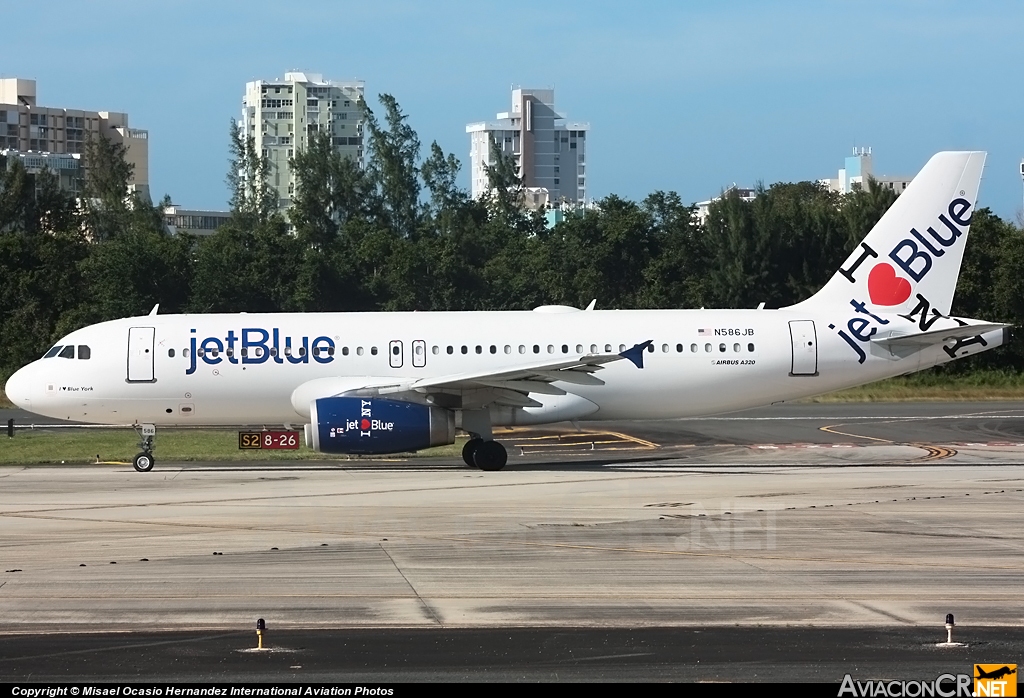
[1,402,1023,680]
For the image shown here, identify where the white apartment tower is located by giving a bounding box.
[0,78,150,200]
[467,88,589,206]
[242,71,365,211]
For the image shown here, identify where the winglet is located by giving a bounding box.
[619,340,653,369]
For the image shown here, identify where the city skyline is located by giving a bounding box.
[3,1,1022,221]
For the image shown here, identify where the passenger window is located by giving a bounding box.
[414,345,423,356]
[518,345,525,354]
[227,347,234,357]
[489,345,496,354]
[313,347,320,357]
[167,348,174,358]
[504,345,511,354]
[447,346,453,355]
[241,347,248,358]
[605,344,612,353]
[44,346,63,359]
[575,344,583,353]
[561,344,568,354]
[392,345,400,356]
[299,347,306,357]
[748,343,755,352]
[342,347,349,356]
[705,343,712,352]
[461,346,468,355]
[197,349,206,357]
[59,345,75,359]
[78,345,91,359]
[370,347,378,355]
[285,346,292,356]
[533,345,540,354]
[356,347,364,356]
[690,343,697,353]
[719,343,726,352]
[734,343,740,352]
[662,344,669,353]
[475,345,482,354]
[676,344,683,353]
[432,346,439,355]
[547,345,554,354]
[271,347,279,357]
[590,344,598,353]
[618,344,625,352]
[647,344,654,353]
[183,348,190,358]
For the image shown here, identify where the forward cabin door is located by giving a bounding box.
[788,320,818,376]
[127,327,156,382]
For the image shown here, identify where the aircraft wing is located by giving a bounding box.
[871,321,1009,348]
[377,340,653,408]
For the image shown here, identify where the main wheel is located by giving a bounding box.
[473,440,507,471]
[133,452,154,472]
[462,438,483,467]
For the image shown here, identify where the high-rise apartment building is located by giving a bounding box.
[0,78,150,200]
[466,88,589,206]
[241,71,365,211]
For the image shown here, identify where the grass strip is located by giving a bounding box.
[0,428,463,465]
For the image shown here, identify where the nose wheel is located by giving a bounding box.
[133,423,156,472]
[133,452,155,472]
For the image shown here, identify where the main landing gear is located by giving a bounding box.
[462,437,508,471]
[133,423,156,472]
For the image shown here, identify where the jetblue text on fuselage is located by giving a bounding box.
[831,198,973,363]
[186,328,335,374]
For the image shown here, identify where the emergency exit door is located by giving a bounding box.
[788,320,818,376]
[389,340,404,369]
[127,327,156,382]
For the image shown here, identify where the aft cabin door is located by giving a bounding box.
[789,320,818,376]
[127,326,156,382]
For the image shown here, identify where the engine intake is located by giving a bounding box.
[309,397,455,454]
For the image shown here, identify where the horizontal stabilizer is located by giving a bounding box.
[872,322,1009,347]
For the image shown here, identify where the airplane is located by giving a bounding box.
[3,151,1009,472]
[975,666,1017,681]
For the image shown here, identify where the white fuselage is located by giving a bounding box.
[4,305,999,427]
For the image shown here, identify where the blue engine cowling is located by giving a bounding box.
[309,397,455,454]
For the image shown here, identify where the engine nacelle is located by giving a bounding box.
[309,397,455,455]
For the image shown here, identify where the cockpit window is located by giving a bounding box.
[58,345,75,359]
[44,345,63,358]
[78,345,91,360]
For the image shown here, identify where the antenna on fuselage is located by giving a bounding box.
[149,304,159,316]
[585,299,597,311]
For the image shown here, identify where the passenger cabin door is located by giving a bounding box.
[127,326,156,382]
[788,320,818,376]
[389,340,404,369]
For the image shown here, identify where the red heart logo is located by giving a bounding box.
[361,418,370,430]
[867,263,911,306]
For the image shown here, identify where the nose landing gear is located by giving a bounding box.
[132,423,156,472]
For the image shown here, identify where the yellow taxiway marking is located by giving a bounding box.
[819,424,894,443]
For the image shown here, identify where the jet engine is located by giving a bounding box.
[307,397,455,455]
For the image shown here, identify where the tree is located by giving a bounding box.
[365,94,422,236]
[289,129,370,248]
[81,133,136,240]
[226,119,278,224]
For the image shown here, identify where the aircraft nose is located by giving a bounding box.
[4,364,33,409]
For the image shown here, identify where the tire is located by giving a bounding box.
[462,438,483,467]
[473,440,507,471]
[133,452,154,472]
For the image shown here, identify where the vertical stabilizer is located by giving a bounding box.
[794,151,986,315]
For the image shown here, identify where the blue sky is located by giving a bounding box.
[4,1,1022,220]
